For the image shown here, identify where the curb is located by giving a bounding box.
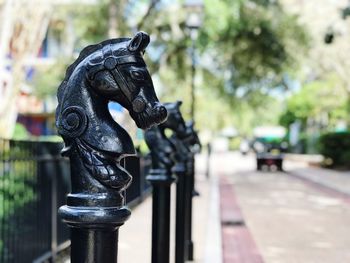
[204,174,223,263]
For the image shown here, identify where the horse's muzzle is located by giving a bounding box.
[151,103,167,124]
[131,103,168,129]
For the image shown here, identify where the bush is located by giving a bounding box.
[318,132,350,168]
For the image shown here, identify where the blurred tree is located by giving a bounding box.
[132,0,309,132]
[32,60,68,99]
[279,74,348,131]
[282,0,350,126]
[199,0,309,101]
[18,0,309,135]
[0,0,52,138]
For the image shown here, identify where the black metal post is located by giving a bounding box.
[145,125,177,263]
[174,162,189,263]
[185,152,195,261]
[55,32,167,263]
[153,102,190,263]
[147,170,176,263]
[183,121,201,261]
[156,102,198,263]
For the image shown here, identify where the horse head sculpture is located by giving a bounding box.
[56,32,167,206]
[159,101,189,139]
[184,120,201,153]
[144,102,187,172]
[156,101,191,165]
[144,125,176,173]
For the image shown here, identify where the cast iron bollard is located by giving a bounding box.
[158,102,191,263]
[183,121,201,261]
[144,125,176,263]
[55,32,167,263]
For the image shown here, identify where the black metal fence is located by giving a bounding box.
[0,139,151,263]
[124,155,152,206]
[0,139,70,263]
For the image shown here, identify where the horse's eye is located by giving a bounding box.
[131,70,144,80]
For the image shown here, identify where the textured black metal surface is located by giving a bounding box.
[56,32,167,263]
[144,103,179,263]
[161,108,201,263]
[155,102,191,263]
[144,126,175,173]
[145,101,202,263]
[183,121,201,261]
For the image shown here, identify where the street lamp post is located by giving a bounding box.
[184,0,204,121]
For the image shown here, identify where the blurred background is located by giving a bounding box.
[1,0,350,161]
[1,0,350,262]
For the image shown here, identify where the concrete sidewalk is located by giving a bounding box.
[119,153,222,263]
[287,165,350,196]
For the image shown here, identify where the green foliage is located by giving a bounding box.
[32,60,69,99]
[200,0,309,96]
[229,137,242,150]
[318,132,350,168]
[231,91,283,135]
[279,74,348,130]
[279,109,296,127]
[12,123,29,140]
[0,141,40,257]
[53,1,110,47]
[35,0,310,134]
[0,165,36,218]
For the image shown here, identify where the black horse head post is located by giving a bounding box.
[55,31,167,263]
[144,125,176,263]
[155,101,192,263]
[182,120,201,261]
[184,120,202,154]
[144,101,191,263]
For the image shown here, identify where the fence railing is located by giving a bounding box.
[0,139,70,263]
[0,139,151,263]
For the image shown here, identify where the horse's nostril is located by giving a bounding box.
[151,104,167,123]
[158,106,167,117]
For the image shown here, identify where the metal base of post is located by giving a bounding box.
[186,241,194,261]
[147,169,176,263]
[60,205,130,263]
[59,156,131,263]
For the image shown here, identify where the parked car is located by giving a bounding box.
[252,126,288,171]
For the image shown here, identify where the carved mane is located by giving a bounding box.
[56,38,130,121]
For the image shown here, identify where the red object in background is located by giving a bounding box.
[17,115,46,136]
[265,159,275,165]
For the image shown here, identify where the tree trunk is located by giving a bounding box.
[0,0,52,138]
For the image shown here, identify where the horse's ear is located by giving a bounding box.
[176,100,183,107]
[128,31,150,52]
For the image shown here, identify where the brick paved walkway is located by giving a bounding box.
[225,153,350,263]
[220,177,263,263]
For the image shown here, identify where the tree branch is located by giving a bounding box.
[136,0,160,30]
